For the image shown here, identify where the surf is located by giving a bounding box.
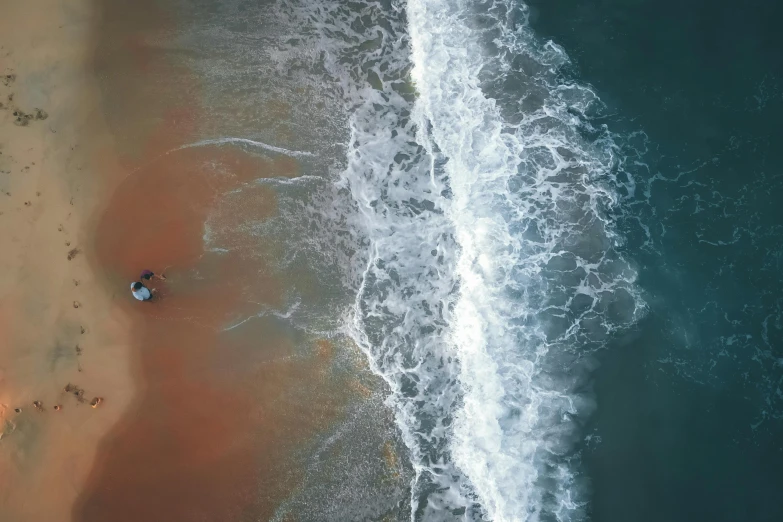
[279,0,644,518]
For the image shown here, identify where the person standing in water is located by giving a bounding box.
[130,270,166,301]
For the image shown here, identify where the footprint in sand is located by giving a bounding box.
[10,108,48,127]
[64,383,86,403]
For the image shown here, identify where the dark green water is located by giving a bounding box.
[524,0,783,520]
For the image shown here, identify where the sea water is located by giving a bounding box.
[278,0,643,519]
[171,0,783,519]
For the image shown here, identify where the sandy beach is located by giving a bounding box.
[1,0,409,520]
[0,1,135,521]
[4,0,779,519]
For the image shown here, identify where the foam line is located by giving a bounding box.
[178,137,315,158]
[222,301,301,332]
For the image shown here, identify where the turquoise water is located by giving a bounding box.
[523,0,783,520]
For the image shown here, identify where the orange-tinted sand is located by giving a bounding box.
[71,1,353,520]
[2,0,384,520]
[78,143,347,521]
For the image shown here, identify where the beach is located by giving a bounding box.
[6,0,780,520]
[1,0,409,521]
[0,1,135,520]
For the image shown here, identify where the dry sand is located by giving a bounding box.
[0,1,135,521]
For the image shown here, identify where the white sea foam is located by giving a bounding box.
[278,0,643,519]
[178,137,315,157]
[222,300,301,331]
[407,1,643,519]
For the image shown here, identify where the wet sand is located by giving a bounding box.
[2,0,405,520]
[72,1,370,520]
[76,122,347,520]
[0,1,135,521]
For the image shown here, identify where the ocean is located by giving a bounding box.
[165,0,783,520]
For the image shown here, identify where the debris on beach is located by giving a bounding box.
[73,301,80,308]
[13,408,21,413]
[90,397,103,409]
[10,107,48,126]
[65,383,86,403]
[53,405,61,411]
[12,110,31,126]
[67,247,80,260]
[32,401,43,412]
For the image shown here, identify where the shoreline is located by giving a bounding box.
[74,0,402,519]
[2,0,411,519]
[0,1,136,521]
